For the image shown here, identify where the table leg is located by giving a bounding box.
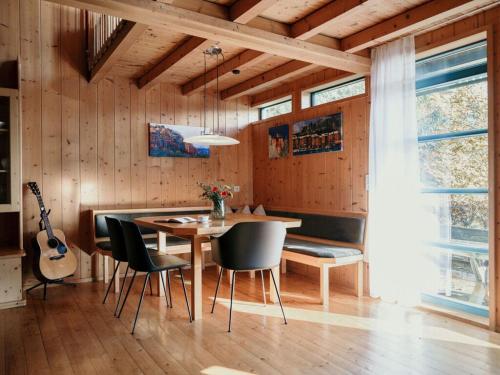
[151,231,166,296]
[191,236,203,320]
[269,267,280,303]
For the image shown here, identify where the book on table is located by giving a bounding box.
[154,217,197,224]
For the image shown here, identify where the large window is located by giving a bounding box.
[416,41,489,317]
[259,99,292,120]
[310,78,365,106]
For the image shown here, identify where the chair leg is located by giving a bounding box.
[114,265,129,316]
[103,260,120,304]
[178,268,192,322]
[270,269,287,325]
[159,271,170,308]
[320,264,329,308]
[260,270,266,305]
[131,273,150,334]
[166,270,172,308]
[228,270,236,332]
[211,266,224,313]
[117,270,136,318]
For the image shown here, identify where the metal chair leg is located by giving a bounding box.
[228,270,236,332]
[166,269,172,308]
[149,275,153,296]
[114,265,129,316]
[159,271,171,308]
[131,273,150,334]
[103,260,120,304]
[178,268,192,322]
[260,270,266,305]
[270,269,287,325]
[211,266,224,313]
[117,270,136,318]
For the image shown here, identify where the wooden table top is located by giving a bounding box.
[134,213,302,237]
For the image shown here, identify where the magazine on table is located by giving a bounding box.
[154,217,197,224]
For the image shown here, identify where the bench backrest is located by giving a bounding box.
[266,210,366,249]
[91,207,211,240]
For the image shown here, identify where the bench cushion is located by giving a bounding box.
[283,238,361,258]
[95,209,210,238]
[267,210,365,245]
[96,236,190,252]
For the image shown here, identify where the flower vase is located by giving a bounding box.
[211,198,225,220]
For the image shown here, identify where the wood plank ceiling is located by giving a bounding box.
[52,0,500,100]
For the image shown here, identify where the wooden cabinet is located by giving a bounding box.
[0,87,25,309]
[0,88,20,212]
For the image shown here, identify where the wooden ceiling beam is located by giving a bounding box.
[230,0,280,23]
[181,50,267,95]
[137,0,282,89]
[290,0,365,40]
[48,0,370,74]
[220,60,317,100]
[182,0,360,96]
[89,21,148,84]
[341,0,497,53]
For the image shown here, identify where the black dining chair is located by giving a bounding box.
[210,221,287,332]
[103,217,157,316]
[118,220,192,334]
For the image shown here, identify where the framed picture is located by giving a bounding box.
[292,113,343,156]
[268,124,289,159]
[149,123,210,158]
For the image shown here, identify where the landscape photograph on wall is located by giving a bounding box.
[292,113,343,155]
[149,123,210,158]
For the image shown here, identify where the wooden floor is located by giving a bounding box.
[1,268,500,375]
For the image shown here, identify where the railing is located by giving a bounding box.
[86,11,126,72]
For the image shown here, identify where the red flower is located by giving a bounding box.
[212,187,218,192]
[221,191,227,197]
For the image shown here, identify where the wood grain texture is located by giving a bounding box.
[1,2,256,285]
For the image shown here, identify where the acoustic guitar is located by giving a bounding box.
[28,182,77,281]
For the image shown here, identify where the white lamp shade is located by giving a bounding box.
[184,134,240,146]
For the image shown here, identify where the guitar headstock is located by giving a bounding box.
[28,181,41,197]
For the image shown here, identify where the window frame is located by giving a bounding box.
[258,99,292,120]
[416,40,489,317]
[310,77,366,107]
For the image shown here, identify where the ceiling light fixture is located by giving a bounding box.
[184,46,239,146]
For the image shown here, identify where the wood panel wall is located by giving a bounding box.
[0,0,256,283]
[252,90,370,293]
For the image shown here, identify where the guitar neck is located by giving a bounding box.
[35,194,54,239]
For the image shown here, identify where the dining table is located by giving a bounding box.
[134,213,302,320]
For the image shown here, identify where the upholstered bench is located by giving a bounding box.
[91,207,212,286]
[267,209,366,307]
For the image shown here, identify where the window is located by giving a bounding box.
[259,99,292,120]
[416,41,489,317]
[310,78,365,106]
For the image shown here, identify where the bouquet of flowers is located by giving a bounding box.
[198,182,234,219]
[198,182,234,201]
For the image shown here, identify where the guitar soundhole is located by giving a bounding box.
[47,238,59,248]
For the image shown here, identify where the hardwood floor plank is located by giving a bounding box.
[3,270,500,374]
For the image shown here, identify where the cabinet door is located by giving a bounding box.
[0,88,20,212]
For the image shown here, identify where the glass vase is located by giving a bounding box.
[211,198,225,220]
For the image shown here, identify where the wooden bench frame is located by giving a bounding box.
[278,210,367,308]
[90,206,212,289]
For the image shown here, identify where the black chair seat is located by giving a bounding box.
[283,238,361,258]
[149,254,189,272]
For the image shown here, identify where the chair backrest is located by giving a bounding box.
[211,221,286,271]
[105,216,128,262]
[120,220,154,272]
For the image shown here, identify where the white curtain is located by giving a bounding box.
[367,36,425,305]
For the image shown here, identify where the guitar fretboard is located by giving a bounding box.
[34,193,54,239]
